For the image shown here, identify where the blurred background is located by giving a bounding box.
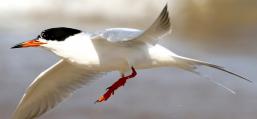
[1,0,257,119]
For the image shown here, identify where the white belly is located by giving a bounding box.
[44,33,177,72]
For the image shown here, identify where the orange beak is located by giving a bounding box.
[11,39,46,49]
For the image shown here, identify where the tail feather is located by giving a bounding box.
[174,56,252,83]
[185,68,236,94]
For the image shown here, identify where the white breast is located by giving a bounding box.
[41,33,178,72]
[42,33,101,67]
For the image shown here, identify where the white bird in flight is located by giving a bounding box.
[11,4,251,119]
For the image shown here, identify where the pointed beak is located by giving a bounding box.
[11,39,46,49]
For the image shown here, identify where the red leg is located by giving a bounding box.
[96,67,137,103]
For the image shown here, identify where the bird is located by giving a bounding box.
[11,4,251,119]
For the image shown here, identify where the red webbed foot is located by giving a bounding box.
[96,67,137,103]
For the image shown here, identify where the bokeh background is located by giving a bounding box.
[1,0,257,119]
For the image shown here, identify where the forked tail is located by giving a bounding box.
[174,56,252,83]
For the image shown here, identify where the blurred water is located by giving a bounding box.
[1,0,257,119]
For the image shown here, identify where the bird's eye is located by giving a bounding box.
[41,32,45,38]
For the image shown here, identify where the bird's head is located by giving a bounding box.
[11,27,82,49]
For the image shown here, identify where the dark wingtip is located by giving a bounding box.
[165,2,168,8]
[162,3,168,13]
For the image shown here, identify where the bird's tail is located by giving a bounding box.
[173,55,252,83]
[171,55,252,94]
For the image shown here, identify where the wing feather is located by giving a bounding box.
[91,4,171,45]
[135,4,171,44]
[12,60,100,119]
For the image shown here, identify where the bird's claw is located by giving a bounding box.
[95,95,106,103]
[106,87,110,90]
[95,67,137,103]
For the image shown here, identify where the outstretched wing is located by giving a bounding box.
[135,4,171,45]
[12,60,100,119]
[91,4,171,45]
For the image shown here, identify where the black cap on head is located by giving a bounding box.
[39,27,82,41]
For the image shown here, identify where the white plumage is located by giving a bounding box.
[12,60,100,119]
[12,4,250,119]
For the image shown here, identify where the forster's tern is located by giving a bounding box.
[11,4,251,119]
